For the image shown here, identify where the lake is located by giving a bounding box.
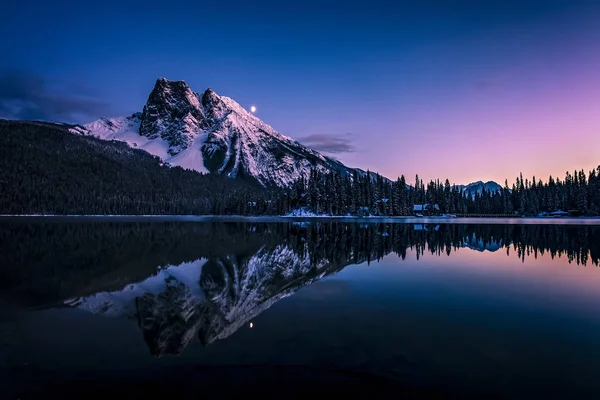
[1,219,600,398]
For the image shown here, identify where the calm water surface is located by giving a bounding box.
[1,220,600,398]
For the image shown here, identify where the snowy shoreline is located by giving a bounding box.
[1,214,600,225]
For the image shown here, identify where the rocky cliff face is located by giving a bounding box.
[139,78,210,156]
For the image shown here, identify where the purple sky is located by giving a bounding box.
[1,0,599,185]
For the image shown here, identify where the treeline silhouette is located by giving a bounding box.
[277,168,600,216]
[290,222,599,267]
[1,221,598,307]
[0,120,273,215]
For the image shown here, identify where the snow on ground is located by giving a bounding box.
[286,207,332,217]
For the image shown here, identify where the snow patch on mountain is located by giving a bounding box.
[68,125,89,135]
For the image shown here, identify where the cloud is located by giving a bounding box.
[297,133,356,154]
[0,69,111,123]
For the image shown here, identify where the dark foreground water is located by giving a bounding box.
[1,220,600,399]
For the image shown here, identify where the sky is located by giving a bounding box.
[1,0,599,185]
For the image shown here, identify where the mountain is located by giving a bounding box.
[457,180,503,197]
[81,78,364,187]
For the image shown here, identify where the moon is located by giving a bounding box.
[250,106,256,113]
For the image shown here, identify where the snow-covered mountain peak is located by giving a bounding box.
[138,78,209,156]
[79,78,364,187]
[150,78,202,109]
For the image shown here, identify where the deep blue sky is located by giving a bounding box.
[2,0,599,183]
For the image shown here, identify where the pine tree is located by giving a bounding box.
[578,170,588,214]
[399,175,408,215]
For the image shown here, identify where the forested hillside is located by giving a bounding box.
[0,120,272,215]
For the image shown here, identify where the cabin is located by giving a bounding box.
[413,203,440,216]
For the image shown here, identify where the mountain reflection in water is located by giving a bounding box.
[1,221,598,357]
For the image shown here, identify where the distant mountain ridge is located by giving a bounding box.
[79,78,367,187]
[455,180,503,197]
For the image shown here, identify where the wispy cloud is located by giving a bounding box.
[0,69,111,123]
[297,133,356,154]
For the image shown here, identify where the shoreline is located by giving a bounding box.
[1,214,600,225]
